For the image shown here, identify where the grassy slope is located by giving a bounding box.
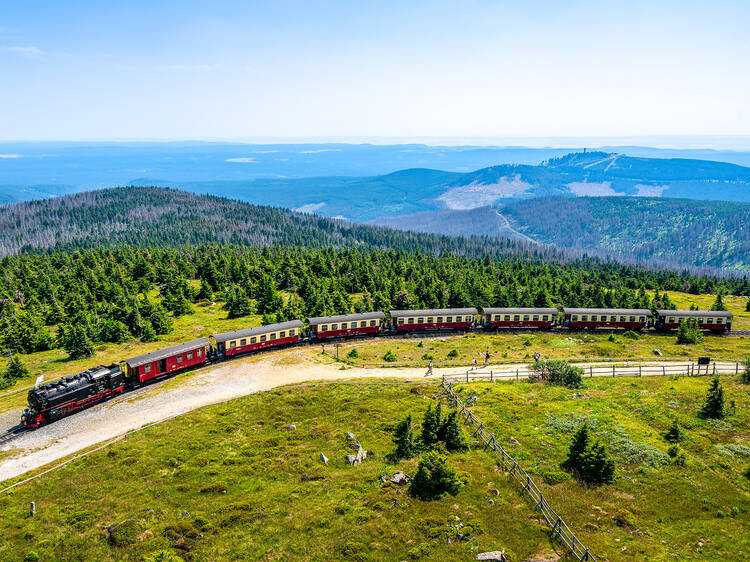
[1,378,749,561]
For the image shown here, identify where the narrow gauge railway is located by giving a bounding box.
[17,306,735,430]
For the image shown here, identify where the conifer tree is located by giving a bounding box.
[420,404,439,448]
[393,413,416,459]
[700,376,725,419]
[441,411,468,452]
[711,291,727,311]
[62,324,95,359]
[562,423,590,471]
[664,419,682,443]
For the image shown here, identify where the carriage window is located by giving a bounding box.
[533,315,539,321]
[619,316,626,322]
[466,316,472,321]
[446,316,453,322]
[629,316,635,322]
[427,317,434,323]
[514,315,520,321]
[592,315,598,321]
[270,333,277,340]
[289,329,296,335]
[504,315,510,321]
[418,318,424,323]
[706,318,713,324]
[370,320,377,326]
[350,321,357,328]
[341,323,347,329]
[240,339,246,346]
[581,315,588,321]
[331,324,338,330]
[229,341,236,348]
[260,335,267,342]
[144,364,151,373]
[493,315,500,321]
[572,315,578,321]
[541,315,548,321]
[402,318,409,324]
[177,354,183,362]
[279,331,286,338]
[523,315,530,320]
[187,352,193,360]
[716,318,723,324]
[639,316,645,322]
[668,317,674,323]
[197,349,202,356]
[437,317,443,323]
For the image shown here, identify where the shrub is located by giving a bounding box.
[622,330,640,340]
[447,349,458,359]
[607,334,617,343]
[409,451,463,500]
[346,348,359,359]
[421,353,433,361]
[699,376,725,419]
[664,420,682,443]
[417,341,424,348]
[24,553,40,562]
[742,357,750,384]
[529,360,583,388]
[382,350,396,362]
[676,318,703,344]
[107,519,142,547]
[143,551,184,562]
[668,445,686,466]
[439,411,468,452]
[745,465,750,480]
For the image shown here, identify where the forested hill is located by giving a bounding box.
[0,186,555,260]
[501,196,750,272]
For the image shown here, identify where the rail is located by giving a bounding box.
[441,361,742,383]
[441,380,596,561]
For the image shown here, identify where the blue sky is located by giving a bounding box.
[1,1,749,141]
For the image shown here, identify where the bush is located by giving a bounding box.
[392,413,417,459]
[742,357,750,384]
[676,318,704,344]
[421,353,433,361]
[529,360,583,388]
[409,451,463,500]
[607,334,617,343]
[346,348,359,359]
[447,349,458,359]
[699,376,725,419]
[668,445,686,466]
[622,330,640,340]
[382,350,397,362]
[107,519,142,546]
[24,553,40,562]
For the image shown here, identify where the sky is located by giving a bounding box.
[1,1,749,142]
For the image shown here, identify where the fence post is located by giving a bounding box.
[713,363,717,375]
[466,371,469,383]
[516,369,519,381]
[490,370,493,382]
[663,365,666,376]
[639,365,642,377]
[613,365,616,377]
[590,366,593,378]
[737,362,740,375]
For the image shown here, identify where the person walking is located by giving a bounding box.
[472,357,477,370]
[484,350,490,367]
[425,360,434,377]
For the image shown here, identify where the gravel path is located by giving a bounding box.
[0,352,712,483]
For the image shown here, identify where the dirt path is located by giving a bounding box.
[0,350,714,483]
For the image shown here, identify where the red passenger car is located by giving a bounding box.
[308,312,385,339]
[124,338,210,383]
[390,308,477,332]
[656,310,732,332]
[482,307,558,329]
[563,308,651,331]
[212,320,303,357]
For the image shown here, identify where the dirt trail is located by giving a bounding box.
[0,351,705,483]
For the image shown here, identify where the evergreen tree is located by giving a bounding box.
[676,318,703,344]
[62,324,95,359]
[711,291,727,311]
[5,355,30,381]
[393,413,416,459]
[562,423,590,472]
[420,404,439,448]
[664,419,682,443]
[699,376,725,419]
[746,300,750,312]
[742,357,750,385]
[227,287,253,318]
[440,411,468,452]
[408,451,463,500]
[580,442,615,484]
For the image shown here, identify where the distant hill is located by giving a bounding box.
[0,186,558,261]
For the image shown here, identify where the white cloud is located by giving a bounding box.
[2,46,44,57]
[299,148,342,154]
[0,154,22,158]
[294,202,326,213]
[225,157,256,163]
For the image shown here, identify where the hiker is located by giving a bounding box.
[534,351,540,362]
[425,360,434,376]
[472,357,477,370]
[484,350,490,366]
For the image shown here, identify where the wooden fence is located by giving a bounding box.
[442,361,742,384]
[441,380,597,562]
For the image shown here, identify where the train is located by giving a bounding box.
[21,306,733,428]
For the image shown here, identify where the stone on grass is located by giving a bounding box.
[653,349,663,356]
[319,453,329,466]
[477,551,505,561]
[508,437,520,445]
[390,471,410,486]
[284,424,296,431]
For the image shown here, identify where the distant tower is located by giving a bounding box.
[583,147,587,154]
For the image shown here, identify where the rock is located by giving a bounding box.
[345,454,358,465]
[488,499,495,505]
[477,551,506,561]
[508,437,520,445]
[390,471,410,486]
[320,453,329,466]
[490,488,500,497]
[653,349,663,356]
[284,424,296,431]
[571,393,585,399]
[137,529,154,541]
[345,431,361,449]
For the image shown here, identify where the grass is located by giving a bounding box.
[0,376,748,561]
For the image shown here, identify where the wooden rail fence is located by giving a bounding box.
[441,380,597,562]
[442,361,742,384]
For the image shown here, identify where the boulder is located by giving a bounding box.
[489,488,500,497]
[477,551,505,561]
[508,437,520,445]
[345,454,358,465]
[319,453,329,466]
[390,471,410,486]
[653,349,663,356]
[284,424,297,431]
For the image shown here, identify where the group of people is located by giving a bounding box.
[425,349,492,376]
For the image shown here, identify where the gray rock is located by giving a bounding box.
[508,437,520,445]
[284,423,296,431]
[345,454,358,465]
[319,453,328,466]
[390,471,410,486]
[477,551,505,561]
[653,349,663,356]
